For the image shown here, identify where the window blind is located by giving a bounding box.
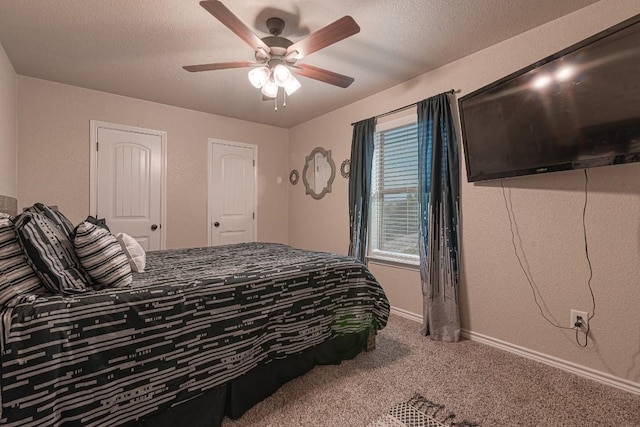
[371,121,419,260]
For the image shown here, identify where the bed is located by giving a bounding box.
[0,241,389,426]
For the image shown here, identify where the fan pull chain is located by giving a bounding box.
[274,96,278,111]
[283,90,287,108]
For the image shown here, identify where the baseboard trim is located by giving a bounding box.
[387,306,639,395]
[461,329,640,395]
[389,307,422,324]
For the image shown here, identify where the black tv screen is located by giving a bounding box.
[459,14,640,182]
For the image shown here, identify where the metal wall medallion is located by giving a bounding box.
[340,159,351,179]
[289,169,299,185]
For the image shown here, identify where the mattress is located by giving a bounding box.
[0,242,389,426]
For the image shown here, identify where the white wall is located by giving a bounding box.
[0,41,17,198]
[17,77,290,249]
[289,0,640,389]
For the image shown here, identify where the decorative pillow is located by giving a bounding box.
[14,212,91,294]
[115,233,146,273]
[26,202,75,240]
[74,222,132,289]
[0,214,44,306]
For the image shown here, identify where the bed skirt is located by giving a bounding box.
[133,330,369,427]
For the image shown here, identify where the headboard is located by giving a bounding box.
[0,195,18,216]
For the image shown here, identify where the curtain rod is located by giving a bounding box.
[351,89,456,126]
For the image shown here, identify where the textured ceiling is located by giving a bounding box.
[0,0,599,128]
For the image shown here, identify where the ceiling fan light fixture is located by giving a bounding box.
[261,78,279,98]
[284,75,301,96]
[273,64,293,87]
[185,5,360,112]
[248,66,270,88]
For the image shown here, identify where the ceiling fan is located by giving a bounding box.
[184,1,360,102]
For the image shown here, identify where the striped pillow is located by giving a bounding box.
[74,222,132,289]
[14,212,91,294]
[0,214,45,306]
[26,202,75,240]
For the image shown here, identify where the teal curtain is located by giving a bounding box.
[348,118,376,263]
[417,92,461,342]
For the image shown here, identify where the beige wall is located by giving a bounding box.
[10,0,640,389]
[0,41,17,198]
[289,0,640,387]
[17,77,289,249]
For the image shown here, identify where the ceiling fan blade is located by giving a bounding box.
[291,64,355,88]
[286,16,360,59]
[183,60,257,72]
[200,1,270,54]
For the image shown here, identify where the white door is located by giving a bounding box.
[91,122,165,251]
[209,140,256,246]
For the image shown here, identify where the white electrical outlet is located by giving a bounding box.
[570,309,589,329]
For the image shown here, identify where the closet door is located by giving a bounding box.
[92,121,165,251]
[209,140,256,246]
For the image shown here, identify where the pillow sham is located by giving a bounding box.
[0,214,44,306]
[74,222,132,289]
[115,233,146,273]
[26,202,75,240]
[14,212,91,294]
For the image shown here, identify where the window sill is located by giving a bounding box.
[366,255,420,271]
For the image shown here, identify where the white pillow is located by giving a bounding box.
[115,233,146,273]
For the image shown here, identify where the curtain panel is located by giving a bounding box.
[348,118,376,263]
[417,92,461,342]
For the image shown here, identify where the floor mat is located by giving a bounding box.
[368,393,478,427]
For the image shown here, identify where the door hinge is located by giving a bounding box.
[252,212,255,220]
[96,141,99,151]
[253,159,255,167]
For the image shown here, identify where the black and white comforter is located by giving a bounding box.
[0,243,389,426]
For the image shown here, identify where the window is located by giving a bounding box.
[369,115,420,265]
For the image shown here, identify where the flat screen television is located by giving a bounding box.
[458,14,640,182]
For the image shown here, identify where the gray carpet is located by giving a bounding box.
[223,314,640,426]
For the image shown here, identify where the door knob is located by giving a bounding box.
[151,224,158,231]
[214,222,220,228]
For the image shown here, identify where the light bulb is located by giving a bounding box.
[261,78,278,98]
[555,66,574,81]
[248,67,270,88]
[273,64,292,87]
[532,74,552,89]
[284,75,301,96]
